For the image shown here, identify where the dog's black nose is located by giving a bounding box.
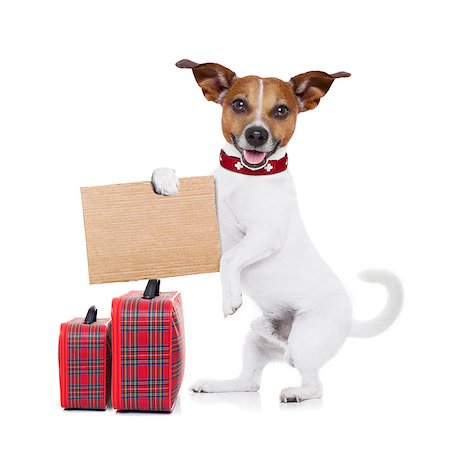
[245,126,269,147]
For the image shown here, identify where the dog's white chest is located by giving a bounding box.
[212,166,296,253]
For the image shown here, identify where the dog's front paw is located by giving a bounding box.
[151,167,179,196]
[222,291,243,317]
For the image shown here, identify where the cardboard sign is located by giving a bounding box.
[81,176,221,284]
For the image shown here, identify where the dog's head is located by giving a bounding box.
[176,59,350,169]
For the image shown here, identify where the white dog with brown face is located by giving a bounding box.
[151,60,403,402]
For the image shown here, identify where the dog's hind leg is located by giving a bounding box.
[190,329,283,393]
[280,307,350,402]
[250,315,295,366]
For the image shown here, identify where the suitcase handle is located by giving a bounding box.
[84,305,98,324]
[142,279,160,299]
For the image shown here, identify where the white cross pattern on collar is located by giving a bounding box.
[234,161,244,170]
[264,163,273,172]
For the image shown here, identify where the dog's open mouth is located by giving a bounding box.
[243,149,267,167]
[231,134,280,170]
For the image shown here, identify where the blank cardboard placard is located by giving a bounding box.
[81,176,221,284]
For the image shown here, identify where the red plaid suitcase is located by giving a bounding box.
[111,279,185,412]
[59,306,112,409]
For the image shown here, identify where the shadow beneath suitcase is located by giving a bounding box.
[63,408,111,413]
[188,392,262,411]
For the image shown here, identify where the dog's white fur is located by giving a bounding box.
[151,142,403,402]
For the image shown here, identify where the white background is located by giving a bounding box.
[1,0,449,448]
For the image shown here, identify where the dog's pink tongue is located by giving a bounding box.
[244,150,266,164]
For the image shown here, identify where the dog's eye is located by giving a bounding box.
[273,105,289,119]
[231,98,247,113]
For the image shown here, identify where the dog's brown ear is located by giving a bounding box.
[289,71,351,112]
[176,59,237,104]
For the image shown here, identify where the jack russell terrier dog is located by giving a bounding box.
[151,60,403,402]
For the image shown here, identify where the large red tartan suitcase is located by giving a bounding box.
[111,280,185,412]
[59,306,111,409]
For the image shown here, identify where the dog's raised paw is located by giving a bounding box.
[151,167,179,196]
[222,293,243,317]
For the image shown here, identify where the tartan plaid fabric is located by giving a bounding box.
[111,290,185,412]
[170,295,184,402]
[59,318,111,409]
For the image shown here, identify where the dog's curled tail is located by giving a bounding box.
[349,269,403,338]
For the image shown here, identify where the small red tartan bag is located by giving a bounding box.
[59,306,112,409]
[111,279,185,412]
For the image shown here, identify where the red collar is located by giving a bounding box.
[219,150,288,175]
